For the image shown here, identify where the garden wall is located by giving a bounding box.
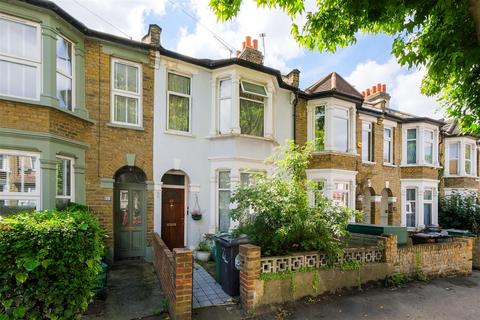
[240,234,473,312]
[473,237,480,269]
[152,233,193,320]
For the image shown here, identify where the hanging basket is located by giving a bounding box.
[191,195,202,221]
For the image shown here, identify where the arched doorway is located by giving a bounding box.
[361,187,375,224]
[114,166,147,259]
[380,188,392,225]
[161,171,187,250]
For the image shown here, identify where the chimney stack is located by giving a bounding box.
[142,24,162,46]
[238,35,264,65]
[282,69,300,88]
[363,83,390,110]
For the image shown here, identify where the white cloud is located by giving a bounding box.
[346,58,442,118]
[175,0,304,71]
[52,0,168,40]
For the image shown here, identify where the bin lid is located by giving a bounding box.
[216,234,251,247]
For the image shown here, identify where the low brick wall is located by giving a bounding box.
[152,233,193,320]
[240,234,473,313]
[470,237,480,269]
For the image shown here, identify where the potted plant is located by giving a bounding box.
[195,240,211,261]
[191,194,202,221]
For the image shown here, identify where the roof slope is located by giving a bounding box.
[305,72,363,99]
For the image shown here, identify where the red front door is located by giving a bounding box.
[161,188,185,250]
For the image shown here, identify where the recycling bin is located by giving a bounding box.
[215,234,251,296]
[213,235,222,283]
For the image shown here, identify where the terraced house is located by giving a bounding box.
[2,0,479,258]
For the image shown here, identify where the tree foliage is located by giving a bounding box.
[210,0,480,133]
[231,141,360,257]
[0,204,105,319]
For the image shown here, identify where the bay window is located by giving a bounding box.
[218,170,231,232]
[384,127,393,164]
[0,150,40,216]
[423,188,433,226]
[56,156,74,209]
[333,108,349,152]
[314,106,325,151]
[56,36,74,110]
[332,182,349,207]
[219,79,232,134]
[448,142,460,174]
[406,188,416,227]
[0,14,41,100]
[167,72,191,132]
[465,144,473,175]
[112,59,142,126]
[406,129,417,164]
[423,130,434,164]
[239,81,266,137]
[362,122,373,162]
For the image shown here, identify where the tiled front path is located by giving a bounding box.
[193,263,233,309]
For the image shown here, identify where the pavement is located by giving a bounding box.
[193,271,480,320]
[193,263,234,308]
[83,260,166,320]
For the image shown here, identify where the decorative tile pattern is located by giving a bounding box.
[260,246,384,273]
[192,263,233,309]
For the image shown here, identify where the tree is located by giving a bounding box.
[210,0,480,133]
[231,141,359,257]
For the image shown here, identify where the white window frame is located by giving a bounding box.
[0,149,41,211]
[405,188,416,228]
[384,127,393,164]
[217,169,232,232]
[240,80,268,97]
[332,180,350,208]
[423,129,434,164]
[402,124,439,167]
[56,35,75,111]
[465,143,474,176]
[406,128,417,164]
[445,137,477,177]
[448,142,460,175]
[239,80,266,137]
[166,70,192,134]
[110,58,143,127]
[314,105,326,151]
[332,107,350,153]
[0,13,42,101]
[218,77,232,135]
[401,179,439,229]
[362,121,373,162]
[55,155,75,203]
[423,188,433,226]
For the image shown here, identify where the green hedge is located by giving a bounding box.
[0,203,105,319]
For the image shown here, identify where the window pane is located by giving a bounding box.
[466,160,472,175]
[0,153,38,194]
[127,97,138,124]
[0,60,37,99]
[383,140,391,163]
[449,143,459,174]
[219,99,231,134]
[362,123,372,161]
[168,73,190,95]
[449,159,459,174]
[424,203,432,225]
[56,158,71,197]
[333,116,348,152]
[240,99,264,136]
[407,129,416,139]
[315,106,325,151]
[114,95,127,123]
[56,37,72,76]
[384,128,391,139]
[424,142,433,164]
[168,94,190,132]
[57,73,72,110]
[219,190,231,232]
[406,189,416,201]
[241,81,267,96]
[465,144,472,159]
[407,140,416,164]
[126,65,138,92]
[424,130,433,141]
[114,62,127,91]
[218,171,230,189]
[161,174,185,185]
[0,17,38,61]
[0,199,37,217]
[424,189,433,200]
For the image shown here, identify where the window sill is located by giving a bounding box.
[383,162,397,167]
[311,151,358,157]
[164,130,195,138]
[400,164,441,169]
[361,161,376,166]
[107,123,144,131]
[207,133,276,143]
[444,174,478,179]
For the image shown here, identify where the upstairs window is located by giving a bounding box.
[423,130,434,164]
[219,79,232,134]
[112,59,142,126]
[240,81,266,137]
[333,108,349,152]
[406,129,417,164]
[167,72,191,132]
[56,36,74,110]
[314,106,325,151]
[0,15,40,100]
[449,142,460,174]
[384,127,393,164]
[362,122,373,162]
[465,144,473,175]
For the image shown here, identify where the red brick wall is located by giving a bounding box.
[153,233,193,320]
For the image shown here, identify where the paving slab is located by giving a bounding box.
[193,263,234,309]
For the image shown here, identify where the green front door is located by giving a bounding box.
[114,183,146,259]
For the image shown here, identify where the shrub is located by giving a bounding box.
[231,141,360,258]
[0,203,105,319]
[439,193,480,235]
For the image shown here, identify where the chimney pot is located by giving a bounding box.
[246,36,252,47]
[372,86,377,94]
[236,50,241,57]
[382,84,386,92]
[377,83,382,92]
[253,39,258,49]
[242,41,246,49]
[362,91,366,97]
[366,88,371,96]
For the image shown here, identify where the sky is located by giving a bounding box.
[52,0,443,118]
